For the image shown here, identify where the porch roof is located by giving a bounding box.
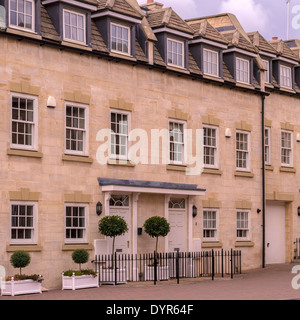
[97,178,206,196]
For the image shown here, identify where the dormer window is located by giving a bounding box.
[111,23,130,55]
[9,0,34,32]
[236,57,250,84]
[167,38,184,68]
[280,65,292,89]
[203,49,219,76]
[63,9,86,45]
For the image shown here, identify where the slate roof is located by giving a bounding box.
[247,32,277,55]
[96,0,143,19]
[187,19,228,45]
[222,30,258,53]
[146,7,194,35]
[269,39,299,61]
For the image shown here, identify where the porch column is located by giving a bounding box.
[188,196,195,252]
[132,193,140,255]
[164,194,171,253]
[104,192,111,216]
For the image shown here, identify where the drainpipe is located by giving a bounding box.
[261,93,266,268]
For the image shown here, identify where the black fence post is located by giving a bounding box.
[176,251,180,284]
[211,249,214,281]
[230,249,233,279]
[154,251,157,285]
[114,252,117,286]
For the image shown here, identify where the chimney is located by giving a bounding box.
[144,1,164,10]
[272,37,278,41]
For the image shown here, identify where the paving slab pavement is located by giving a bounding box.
[1,263,300,301]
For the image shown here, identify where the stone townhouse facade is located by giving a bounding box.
[0,0,300,288]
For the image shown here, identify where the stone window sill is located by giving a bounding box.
[107,159,135,167]
[62,244,94,251]
[166,164,187,172]
[7,148,43,158]
[202,168,222,175]
[234,241,254,248]
[234,171,254,178]
[201,241,223,248]
[62,154,93,163]
[280,166,296,173]
[6,244,43,252]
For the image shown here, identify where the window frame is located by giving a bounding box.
[64,203,88,244]
[236,57,250,84]
[10,93,38,151]
[203,125,219,169]
[280,64,292,89]
[281,129,293,167]
[236,130,250,172]
[236,210,250,241]
[110,22,131,56]
[262,59,270,83]
[203,209,219,242]
[167,38,185,69]
[63,8,86,45]
[8,0,35,33]
[10,201,38,245]
[265,127,271,165]
[169,119,186,165]
[203,48,219,77]
[65,102,89,157]
[110,109,131,161]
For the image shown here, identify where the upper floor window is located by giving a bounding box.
[63,9,86,45]
[169,120,185,164]
[281,130,293,167]
[262,59,270,83]
[110,110,130,160]
[10,202,37,244]
[236,130,250,171]
[203,125,218,169]
[65,103,88,156]
[9,0,34,32]
[236,57,249,84]
[11,93,38,151]
[203,49,219,76]
[265,127,271,165]
[111,23,130,55]
[280,65,292,88]
[167,38,184,68]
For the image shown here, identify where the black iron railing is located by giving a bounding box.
[93,249,242,285]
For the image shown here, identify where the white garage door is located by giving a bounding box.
[266,201,286,264]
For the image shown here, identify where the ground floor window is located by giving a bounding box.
[10,202,37,244]
[65,204,88,243]
[236,210,250,240]
[203,209,218,241]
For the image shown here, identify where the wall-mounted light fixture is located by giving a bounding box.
[257,209,261,214]
[47,96,56,108]
[298,207,300,217]
[96,202,103,216]
[225,128,232,138]
[138,228,143,235]
[192,205,197,218]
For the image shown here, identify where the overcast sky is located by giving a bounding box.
[137,0,300,41]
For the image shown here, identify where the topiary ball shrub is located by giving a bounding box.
[72,249,89,271]
[10,250,31,275]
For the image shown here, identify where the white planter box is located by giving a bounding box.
[144,265,169,281]
[62,273,99,290]
[99,268,127,284]
[1,278,42,296]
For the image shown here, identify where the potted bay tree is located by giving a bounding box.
[1,250,43,296]
[143,216,170,281]
[98,215,128,284]
[62,249,98,290]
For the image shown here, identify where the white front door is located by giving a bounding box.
[168,209,187,252]
[108,195,131,255]
[266,201,286,264]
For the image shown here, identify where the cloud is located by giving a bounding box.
[219,0,269,32]
[136,0,197,19]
